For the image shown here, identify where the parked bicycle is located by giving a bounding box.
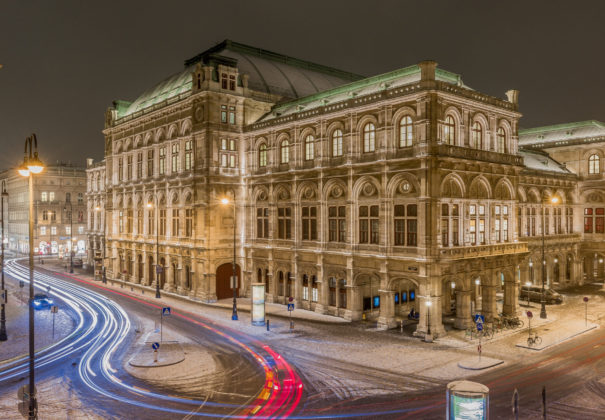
[500,315,524,330]
[527,332,542,347]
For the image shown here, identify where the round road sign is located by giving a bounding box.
[527,311,533,318]
[583,297,589,303]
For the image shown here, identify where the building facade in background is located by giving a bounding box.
[97,40,600,336]
[1,164,87,258]
[85,158,106,274]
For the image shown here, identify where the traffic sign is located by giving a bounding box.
[51,305,58,314]
[156,265,163,274]
[527,311,533,318]
[476,322,483,332]
[583,297,589,303]
[152,342,160,350]
[162,307,171,316]
[474,314,485,324]
[17,384,36,401]
[287,303,295,312]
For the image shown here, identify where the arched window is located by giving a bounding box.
[332,129,343,157]
[304,135,314,161]
[589,154,600,174]
[471,122,483,149]
[399,116,413,147]
[444,115,456,145]
[259,143,267,167]
[363,123,375,153]
[280,140,289,164]
[496,127,506,153]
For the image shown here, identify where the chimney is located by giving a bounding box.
[418,61,438,82]
[506,89,519,105]
[86,158,93,168]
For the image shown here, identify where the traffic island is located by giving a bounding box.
[515,321,598,351]
[458,357,504,370]
[128,342,185,367]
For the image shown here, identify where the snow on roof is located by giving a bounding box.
[519,120,605,147]
[519,149,571,174]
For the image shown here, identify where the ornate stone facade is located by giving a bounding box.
[94,40,594,337]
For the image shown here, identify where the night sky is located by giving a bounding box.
[1,1,604,170]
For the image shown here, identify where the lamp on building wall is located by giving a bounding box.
[18,134,44,419]
[540,195,560,319]
[221,195,238,321]
[0,180,8,342]
[146,198,161,299]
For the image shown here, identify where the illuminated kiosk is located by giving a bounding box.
[446,380,489,420]
[251,283,266,326]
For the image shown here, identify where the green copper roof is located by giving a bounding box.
[519,120,605,145]
[257,65,470,122]
[114,40,364,120]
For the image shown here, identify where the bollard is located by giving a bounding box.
[154,349,158,363]
[289,320,294,332]
[400,320,404,332]
[266,319,270,331]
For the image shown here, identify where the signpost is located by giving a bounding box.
[288,297,295,332]
[583,297,589,327]
[51,305,58,339]
[152,342,160,363]
[476,316,484,361]
[160,307,170,342]
[17,384,37,418]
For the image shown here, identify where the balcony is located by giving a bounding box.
[439,241,528,260]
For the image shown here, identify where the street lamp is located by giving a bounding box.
[525,281,532,307]
[540,195,559,319]
[221,196,238,321]
[18,134,44,420]
[147,199,161,298]
[64,201,73,273]
[0,180,8,342]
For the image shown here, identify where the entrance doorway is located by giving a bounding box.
[216,263,241,299]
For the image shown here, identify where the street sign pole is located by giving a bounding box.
[51,306,58,339]
[583,297,589,327]
[160,310,163,343]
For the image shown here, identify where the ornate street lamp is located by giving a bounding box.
[18,134,44,420]
[221,196,238,321]
[540,195,560,319]
[0,180,8,342]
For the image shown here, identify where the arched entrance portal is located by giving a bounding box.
[216,263,241,300]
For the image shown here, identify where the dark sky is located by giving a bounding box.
[1,0,604,170]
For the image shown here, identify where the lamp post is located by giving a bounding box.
[540,196,559,319]
[64,201,73,273]
[18,134,44,420]
[147,198,161,298]
[525,281,532,307]
[425,299,432,338]
[0,180,8,342]
[95,206,107,284]
[221,196,238,321]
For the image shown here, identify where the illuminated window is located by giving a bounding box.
[496,127,506,153]
[471,122,483,149]
[220,105,227,123]
[332,129,343,156]
[159,147,166,175]
[171,143,180,173]
[444,115,456,145]
[305,135,314,160]
[137,153,143,178]
[229,106,236,124]
[399,116,413,147]
[184,140,192,170]
[363,123,375,153]
[589,154,600,174]
[259,144,267,167]
[280,140,290,164]
[41,192,47,202]
[147,150,154,177]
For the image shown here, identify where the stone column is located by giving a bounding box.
[315,277,329,314]
[502,277,519,317]
[454,290,472,329]
[344,286,362,321]
[133,254,140,284]
[377,290,397,330]
[482,284,498,322]
[415,295,446,338]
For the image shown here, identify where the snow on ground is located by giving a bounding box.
[0,279,74,362]
[0,376,104,420]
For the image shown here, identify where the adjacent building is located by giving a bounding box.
[96,39,601,336]
[1,163,88,258]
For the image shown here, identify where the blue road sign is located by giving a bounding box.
[162,307,171,316]
[152,342,160,350]
[476,322,483,331]
[287,303,295,312]
[474,314,485,324]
